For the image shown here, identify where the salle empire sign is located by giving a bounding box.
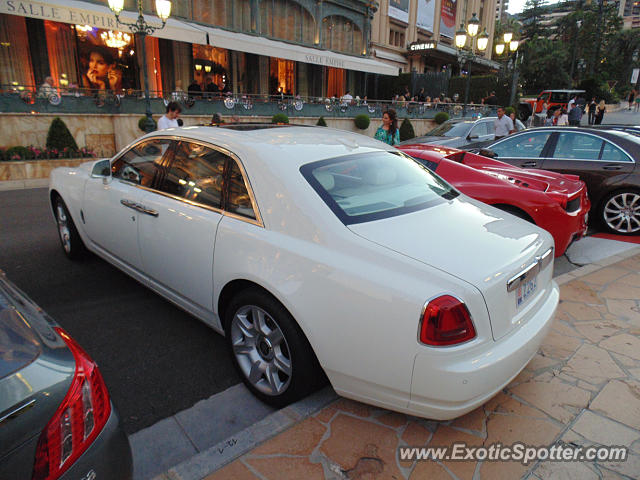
[1,0,118,29]
[304,54,346,69]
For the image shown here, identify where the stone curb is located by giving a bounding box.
[154,387,338,480]
[151,246,640,480]
[0,178,49,191]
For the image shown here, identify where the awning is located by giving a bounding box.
[2,0,398,76]
[190,23,399,76]
[435,43,501,70]
[0,0,206,45]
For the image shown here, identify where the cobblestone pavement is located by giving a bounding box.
[204,253,640,480]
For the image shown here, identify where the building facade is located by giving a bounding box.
[0,0,398,100]
[370,0,499,75]
[495,0,509,22]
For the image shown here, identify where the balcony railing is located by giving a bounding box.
[0,85,497,119]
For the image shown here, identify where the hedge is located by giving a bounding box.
[272,113,289,124]
[354,114,370,130]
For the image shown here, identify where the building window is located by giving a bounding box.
[260,0,315,45]
[389,29,405,48]
[269,57,295,95]
[192,45,230,92]
[193,0,251,31]
[323,16,363,55]
[0,15,35,87]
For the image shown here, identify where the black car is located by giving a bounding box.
[0,269,132,480]
[469,127,640,235]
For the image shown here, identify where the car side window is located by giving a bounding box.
[491,132,552,158]
[227,161,256,220]
[553,133,603,160]
[600,142,631,162]
[112,138,172,187]
[469,123,487,138]
[161,141,226,209]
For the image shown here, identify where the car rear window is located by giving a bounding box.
[301,151,458,225]
[0,306,41,379]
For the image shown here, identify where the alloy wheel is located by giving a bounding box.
[230,305,292,396]
[56,204,72,253]
[603,192,640,234]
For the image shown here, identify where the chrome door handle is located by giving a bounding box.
[602,164,622,171]
[120,199,139,210]
[522,161,537,168]
[139,207,159,217]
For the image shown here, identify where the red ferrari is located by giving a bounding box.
[399,144,591,257]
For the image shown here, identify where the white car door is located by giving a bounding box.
[82,138,172,269]
[136,140,232,311]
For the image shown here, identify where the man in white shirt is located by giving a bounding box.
[157,102,182,130]
[494,107,515,139]
[567,95,576,112]
[340,91,353,106]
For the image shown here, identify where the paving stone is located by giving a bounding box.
[483,392,551,420]
[314,402,340,424]
[451,407,486,434]
[251,417,326,456]
[539,331,583,360]
[571,411,640,453]
[610,351,639,368]
[331,398,372,418]
[572,321,624,344]
[599,333,640,361]
[628,368,640,381]
[534,461,599,480]
[429,426,480,480]
[526,353,561,372]
[551,317,585,337]
[618,273,640,287]
[203,460,259,480]
[600,282,640,301]
[480,410,562,480]
[319,413,403,479]
[579,267,631,286]
[558,302,604,322]
[377,412,408,429]
[598,451,640,479]
[508,375,591,423]
[402,422,432,446]
[559,281,603,304]
[598,468,629,480]
[590,380,640,430]
[562,344,626,385]
[604,299,640,325]
[409,460,455,479]
[245,456,325,480]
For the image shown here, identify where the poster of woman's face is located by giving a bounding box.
[80,41,135,92]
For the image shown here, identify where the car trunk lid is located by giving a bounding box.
[348,197,554,341]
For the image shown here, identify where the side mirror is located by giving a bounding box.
[479,148,497,158]
[91,159,111,178]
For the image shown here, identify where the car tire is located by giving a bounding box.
[54,197,86,259]
[224,289,325,408]
[599,190,640,235]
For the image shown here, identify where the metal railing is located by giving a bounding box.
[0,85,498,119]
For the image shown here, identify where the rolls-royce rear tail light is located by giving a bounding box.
[32,328,111,480]
[419,295,476,346]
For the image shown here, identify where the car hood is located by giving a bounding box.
[348,196,554,341]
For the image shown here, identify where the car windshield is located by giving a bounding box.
[425,122,471,137]
[301,151,458,225]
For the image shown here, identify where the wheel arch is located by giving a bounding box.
[597,186,640,233]
[491,203,535,223]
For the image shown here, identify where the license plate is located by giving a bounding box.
[516,277,537,308]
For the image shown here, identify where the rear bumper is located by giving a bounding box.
[537,194,590,257]
[61,403,132,480]
[406,281,558,420]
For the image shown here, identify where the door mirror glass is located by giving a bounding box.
[91,159,111,177]
[479,148,497,158]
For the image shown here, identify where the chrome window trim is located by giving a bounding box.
[111,135,264,228]
[489,130,554,158]
[549,130,635,163]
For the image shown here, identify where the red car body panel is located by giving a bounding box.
[399,144,591,257]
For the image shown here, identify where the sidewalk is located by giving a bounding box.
[161,248,640,480]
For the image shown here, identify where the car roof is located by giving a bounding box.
[143,125,393,168]
[540,90,586,93]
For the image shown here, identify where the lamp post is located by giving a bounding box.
[107,0,172,132]
[455,14,488,118]
[494,31,520,107]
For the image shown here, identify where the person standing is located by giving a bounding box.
[157,101,181,130]
[374,109,400,146]
[595,100,606,125]
[588,97,597,125]
[37,76,56,98]
[556,108,569,126]
[628,90,636,110]
[568,103,583,126]
[494,107,515,139]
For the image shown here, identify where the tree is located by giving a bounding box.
[519,37,571,93]
[519,0,549,39]
[46,117,78,151]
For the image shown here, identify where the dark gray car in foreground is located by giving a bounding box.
[0,269,132,480]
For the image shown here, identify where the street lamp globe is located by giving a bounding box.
[503,31,513,44]
[495,43,505,55]
[108,0,124,15]
[510,40,519,52]
[155,0,172,21]
[455,24,467,49]
[467,13,480,37]
[477,29,489,52]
